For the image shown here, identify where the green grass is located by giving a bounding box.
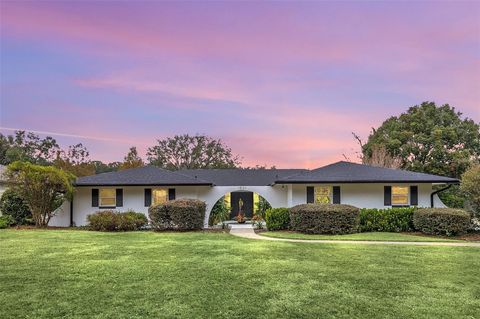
[1,230,479,319]
[259,231,460,242]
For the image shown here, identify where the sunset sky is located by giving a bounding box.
[1,1,479,168]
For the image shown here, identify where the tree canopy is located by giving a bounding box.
[361,102,480,178]
[460,164,480,216]
[5,161,75,227]
[119,146,144,170]
[146,134,241,170]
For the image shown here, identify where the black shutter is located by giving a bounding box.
[410,186,418,206]
[384,186,392,206]
[116,189,123,207]
[92,189,99,207]
[333,186,341,204]
[168,188,176,200]
[306,186,314,203]
[144,189,152,207]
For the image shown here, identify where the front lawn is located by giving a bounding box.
[259,231,460,242]
[1,229,479,318]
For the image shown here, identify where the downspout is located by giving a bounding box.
[430,184,453,208]
[69,198,74,227]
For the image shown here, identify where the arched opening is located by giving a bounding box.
[208,191,272,226]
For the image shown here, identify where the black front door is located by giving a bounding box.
[230,191,254,219]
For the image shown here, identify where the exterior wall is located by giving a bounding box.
[50,183,441,227]
[0,183,6,216]
[291,183,432,208]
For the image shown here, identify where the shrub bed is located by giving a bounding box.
[265,208,290,230]
[290,204,360,234]
[87,210,148,231]
[149,199,206,231]
[359,207,414,232]
[413,208,471,236]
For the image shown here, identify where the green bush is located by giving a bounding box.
[0,189,33,225]
[290,204,360,234]
[87,210,147,231]
[265,208,290,230]
[359,207,414,232]
[413,208,471,236]
[0,215,15,229]
[149,199,206,231]
[209,197,230,226]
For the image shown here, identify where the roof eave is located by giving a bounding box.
[74,183,213,187]
[274,180,459,184]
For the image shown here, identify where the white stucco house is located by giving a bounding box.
[49,161,457,227]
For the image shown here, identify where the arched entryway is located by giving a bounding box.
[207,191,272,227]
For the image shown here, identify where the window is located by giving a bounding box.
[152,188,168,205]
[392,186,409,205]
[99,189,116,207]
[314,186,332,204]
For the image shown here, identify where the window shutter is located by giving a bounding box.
[92,189,99,207]
[116,189,123,207]
[144,189,152,207]
[384,186,392,206]
[168,188,176,200]
[306,186,314,203]
[333,186,341,204]
[410,186,418,206]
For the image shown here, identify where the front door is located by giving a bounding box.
[230,191,254,219]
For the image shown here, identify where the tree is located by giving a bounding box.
[350,133,402,168]
[147,134,240,170]
[361,102,480,178]
[92,161,121,174]
[5,161,75,227]
[54,143,96,177]
[119,147,144,170]
[460,164,480,216]
[0,131,60,165]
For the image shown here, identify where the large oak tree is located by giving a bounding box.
[147,134,240,170]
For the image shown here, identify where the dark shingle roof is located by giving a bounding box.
[75,162,458,186]
[275,161,459,184]
[75,166,212,186]
[178,169,306,186]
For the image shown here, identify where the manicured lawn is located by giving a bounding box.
[1,230,479,318]
[259,231,460,242]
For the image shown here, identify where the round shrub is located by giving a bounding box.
[149,199,206,231]
[0,189,33,225]
[0,215,15,229]
[413,208,471,236]
[117,211,148,231]
[87,210,118,231]
[265,208,290,230]
[359,207,414,232]
[87,210,148,231]
[290,204,360,234]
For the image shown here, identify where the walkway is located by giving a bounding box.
[228,224,480,247]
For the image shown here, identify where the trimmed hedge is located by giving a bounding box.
[149,199,206,231]
[290,204,360,234]
[265,208,290,230]
[87,210,148,231]
[413,208,471,236]
[359,207,414,232]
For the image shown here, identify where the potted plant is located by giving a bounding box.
[235,211,246,224]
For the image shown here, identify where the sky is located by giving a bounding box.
[1,1,479,168]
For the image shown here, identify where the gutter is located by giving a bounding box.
[430,184,453,208]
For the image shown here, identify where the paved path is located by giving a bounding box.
[229,225,480,247]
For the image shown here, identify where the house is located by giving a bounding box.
[49,161,458,227]
[0,165,7,201]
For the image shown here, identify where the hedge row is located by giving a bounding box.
[265,208,290,231]
[359,207,415,232]
[149,199,205,231]
[413,208,471,236]
[290,204,360,234]
[87,210,148,231]
[265,205,471,236]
